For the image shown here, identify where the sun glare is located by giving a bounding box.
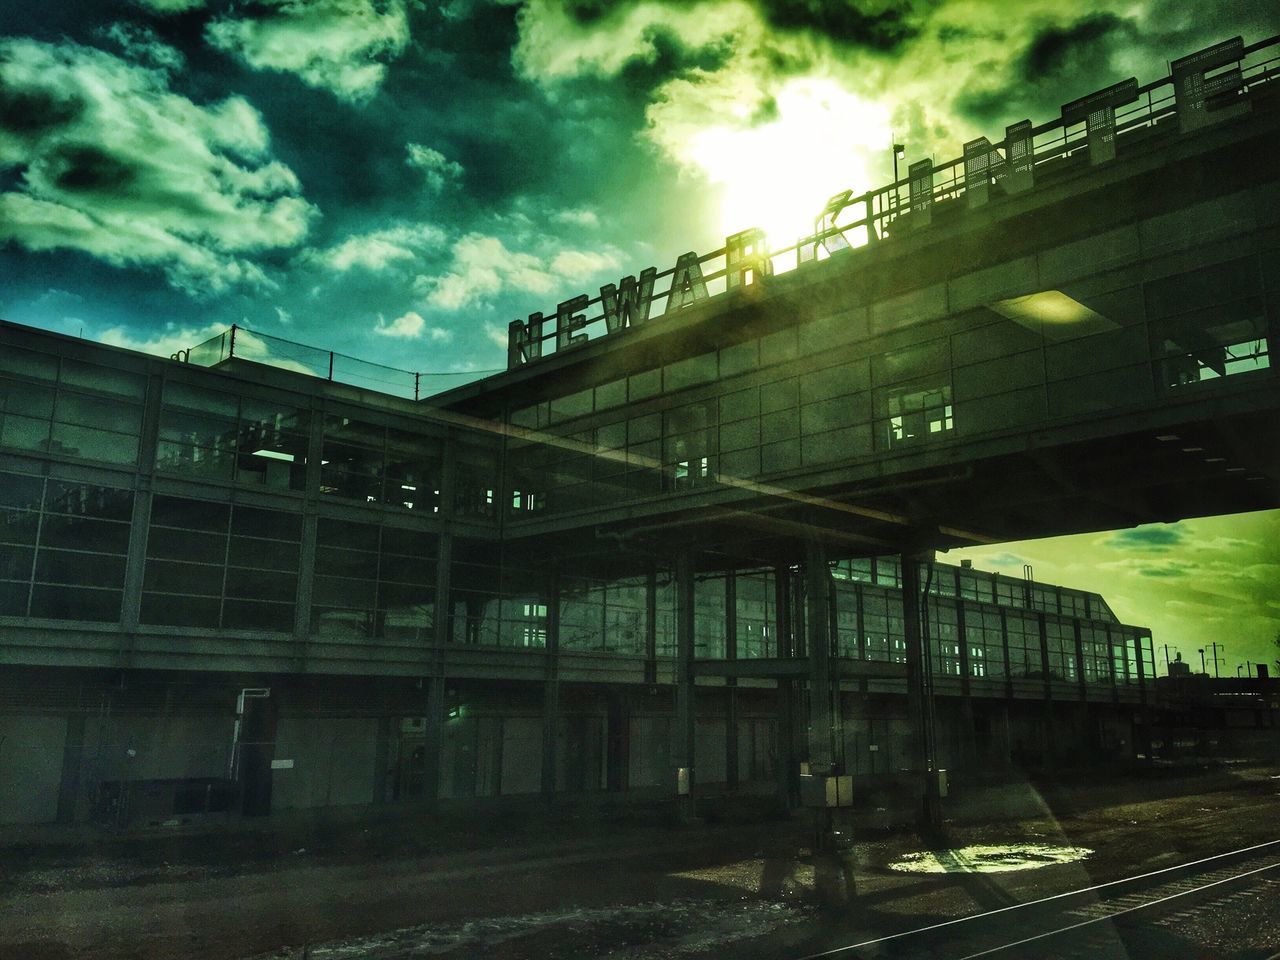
[685,78,892,250]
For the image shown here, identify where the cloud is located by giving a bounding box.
[418,232,620,311]
[552,207,599,229]
[131,0,206,12]
[98,320,228,358]
[373,310,453,340]
[101,23,185,71]
[1104,526,1187,552]
[206,0,411,103]
[549,248,620,280]
[0,38,314,295]
[306,222,446,273]
[406,143,464,190]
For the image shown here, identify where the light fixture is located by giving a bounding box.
[251,449,294,462]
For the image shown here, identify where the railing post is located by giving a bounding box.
[328,351,334,381]
[415,372,421,402]
[228,324,237,359]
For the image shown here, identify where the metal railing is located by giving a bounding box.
[174,325,501,401]
[510,33,1280,363]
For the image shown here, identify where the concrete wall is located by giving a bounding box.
[83,715,233,782]
[0,716,66,824]
[271,717,379,810]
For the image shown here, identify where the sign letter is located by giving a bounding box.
[556,294,589,352]
[600,267,656,333]
[1172,37,1248,134]
[664,253,709,314]
[1062,78,1138,166]
[507,312,543,369]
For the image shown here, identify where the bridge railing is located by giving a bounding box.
[508,33,1279,367]
[175,325,500,401]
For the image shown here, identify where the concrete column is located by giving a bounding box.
[673,550,696,819]
[804,540,834,774]
[725,571,739,789]
[606,692,628,793]
[55,713,86,824]
[542,572,561,802]
[421,678,444,805]
[902,555,925,774]
[774,562,796,808]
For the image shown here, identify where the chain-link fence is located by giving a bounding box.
[178,325,498,400]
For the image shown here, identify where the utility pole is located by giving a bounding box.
[1207,642,1224,677]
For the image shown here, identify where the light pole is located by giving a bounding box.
[1199,648,1206,673]
[892,141,905,210]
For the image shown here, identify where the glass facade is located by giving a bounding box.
[0,474,134,622]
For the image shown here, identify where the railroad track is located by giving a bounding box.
[801,839,1280,959]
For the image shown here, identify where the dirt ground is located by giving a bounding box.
[2,762,1279,960]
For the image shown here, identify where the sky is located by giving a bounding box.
[1,1,1277,671]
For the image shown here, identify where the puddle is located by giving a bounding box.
[887,842,1093,874]
[246,898,809,960]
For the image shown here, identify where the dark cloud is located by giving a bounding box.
[0,80,83,134]
[756,0,926,51]
[1106,527,1187,551]
[43,144,137,192]
[1021,13,1133,81]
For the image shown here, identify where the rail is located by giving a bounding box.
[173,324,501,401]
[799,836,1280,959]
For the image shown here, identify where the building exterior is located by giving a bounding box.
[2,33,1278,826]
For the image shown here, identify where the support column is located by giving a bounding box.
[902,553,942,833]
[606,691,628,793]
[421,678,444,805]
[673,550,696,820]
[775,562,798,809]
[725,571,739,790]
[804,540,834,775]
[56,713,86,824]
[542,572,561,802]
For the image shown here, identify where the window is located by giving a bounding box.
[26,480,134,623]
[160,383,307,489]
[736,570,775,659]
[141,497,300,632]
[1,353,145,466]
[1147,256,1271,389]
[885,384,953,447]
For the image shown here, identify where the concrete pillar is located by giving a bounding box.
[804,540,834,774]
[421,678,444,805]
[55,713,86,824]
[606,692,628,793]
[725,571,739,789]
[902,556,925,774]
[673,550,696,819]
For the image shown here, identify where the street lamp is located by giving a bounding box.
[892,141,906,210]
[1198,648,1206,673]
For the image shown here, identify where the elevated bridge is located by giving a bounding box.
[438,35,1280,571]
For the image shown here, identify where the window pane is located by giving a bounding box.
[0,376,55,418]
[60,360,146,400]
[150,496,230,533]
[30,584,121,622]
[222,598,294,631]
[34,549,127,588]
[0,413,50,452]
[141,593,221,628]
[143,559,223,597]
[38,515,131,553]
[0,472,44,511]
[54,392,142,434]
[50,424,139,465]
[44,481,133,521]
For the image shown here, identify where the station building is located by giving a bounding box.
[3,32,1278,826]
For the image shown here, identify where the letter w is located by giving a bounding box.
[600,267,656,334]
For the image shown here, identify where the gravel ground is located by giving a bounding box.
[1,763,1278,960]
